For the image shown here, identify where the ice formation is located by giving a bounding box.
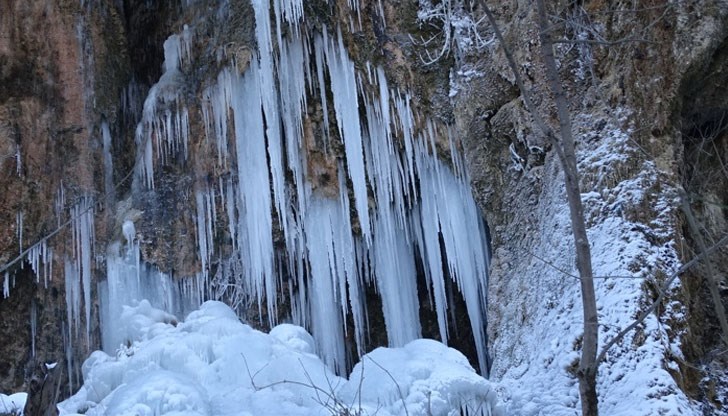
[127,4,492,375]
[2,0,493,400]
[0,392,26,415]
[58,301,503,416]
[99,223,201,354]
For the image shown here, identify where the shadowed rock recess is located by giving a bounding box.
[0,0,727,414]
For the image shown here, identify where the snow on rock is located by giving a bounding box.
[0,392,26,415]
[58,301,502,416]
[487,114,698,415]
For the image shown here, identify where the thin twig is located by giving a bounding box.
[526,249,642,280]
[0,161,136,276]
[243,353,357,415]
[366,356,409,416]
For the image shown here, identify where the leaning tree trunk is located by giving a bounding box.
[479,0,600,413]
[534,1,600,414]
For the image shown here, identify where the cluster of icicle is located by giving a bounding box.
[5,184,107,394]
[131,0,490,376]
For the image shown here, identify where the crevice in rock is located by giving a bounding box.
[675,34,728,410]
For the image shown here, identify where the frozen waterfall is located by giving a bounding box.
[120,4,492,376]
[2,0,493,386]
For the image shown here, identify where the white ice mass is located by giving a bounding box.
[122,0,493,378]
[58,300,503,416]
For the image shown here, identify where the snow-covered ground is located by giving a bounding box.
[58,300,502,416]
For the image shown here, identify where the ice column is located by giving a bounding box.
[101,121,114,204]
[228,65,277,325]
[70,198,94,345]
[320,28,372,244]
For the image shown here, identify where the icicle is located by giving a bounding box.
[63,321,74,395]
[313,39,330,149]
[304,197,348,374]
[30,300,37,357]
[278,32,309,256]
[414,141,491,376]
[102,121,114,205]
[273,0,304,45]
[15,145,22,176]
[70,198,94,346]
[16,211,23,255]
[226,63,277,326]
[55,184,65,227]
[251,0,289,271]
[195,188,215,280]
[371,203,422,347]
[136,124,154,189]
[135,28,193,189]
[225,179,238,253]
[336,168,365,355]
[3,272,9,298]
[321,28,371,244]
[64,258,81,346]
[203,71,232,167]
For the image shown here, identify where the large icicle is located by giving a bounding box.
[371,203,422,346]
[122,8,494,377]
[304,196,350,374]
[251,0,289,258]
[71,198,95,345]
[320,28,372,244]
[135,29,193,189]
[415,135,491,376]
[227,64,277,326]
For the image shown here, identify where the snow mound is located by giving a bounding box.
[58,301,502,416]
[0,392,26,415]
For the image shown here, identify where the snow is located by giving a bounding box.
[58,300,502,416]
[484,114,701,415]
[0,393,26,415]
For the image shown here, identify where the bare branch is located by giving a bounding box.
[0,151,137,277]
[366,356,409,416]
[477,0,566,164]
[679,192,728,346]
[526,249,645,280]
[551,37,657,45]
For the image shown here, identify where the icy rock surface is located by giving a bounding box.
[58,301,502,416]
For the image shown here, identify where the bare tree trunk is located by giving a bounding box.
[479,1,600,413]
[534,1,599,414]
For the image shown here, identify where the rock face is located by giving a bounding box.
[0,0,726,414]
[0,0,126,397]
[450,0,728,412]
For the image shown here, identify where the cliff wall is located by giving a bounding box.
[0,0,726,414]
